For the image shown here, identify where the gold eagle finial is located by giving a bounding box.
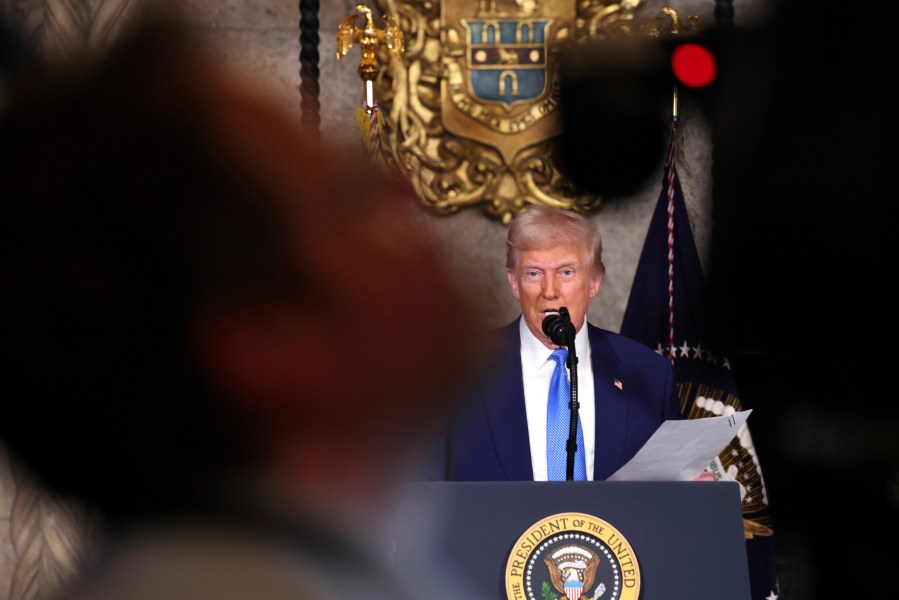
[336,3,404,82]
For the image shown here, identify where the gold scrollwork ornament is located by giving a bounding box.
[374,0,650,224]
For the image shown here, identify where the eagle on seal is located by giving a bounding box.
[545,555,601,600]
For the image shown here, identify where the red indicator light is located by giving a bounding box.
[671,43,716,88]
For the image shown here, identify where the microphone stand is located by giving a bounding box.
[559,308,579,481]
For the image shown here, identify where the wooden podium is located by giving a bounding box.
[389,481,750,600]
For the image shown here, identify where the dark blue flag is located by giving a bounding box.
[620,118,780,600]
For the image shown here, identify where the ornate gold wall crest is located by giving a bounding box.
[375,1,646,223]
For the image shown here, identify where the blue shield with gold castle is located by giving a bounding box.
[463,19,550,107]
[440,0,576,165]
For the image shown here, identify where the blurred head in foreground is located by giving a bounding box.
[0,9,481,526]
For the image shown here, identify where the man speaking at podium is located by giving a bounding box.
[429,205,682,482]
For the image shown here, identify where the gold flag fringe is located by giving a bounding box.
[355,101,392,177]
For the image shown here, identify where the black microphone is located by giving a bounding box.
[542,308,575,346]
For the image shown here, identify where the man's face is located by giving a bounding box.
[507,242,602,349]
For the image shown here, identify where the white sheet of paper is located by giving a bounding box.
[606,409,752,481]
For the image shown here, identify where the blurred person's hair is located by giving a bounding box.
[0,9,478,522]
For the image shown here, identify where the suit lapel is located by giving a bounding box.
[483,321,533,480]
[588,325,628,480]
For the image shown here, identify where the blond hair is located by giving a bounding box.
[505,205,605,274]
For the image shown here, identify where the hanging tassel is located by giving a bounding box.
[356,98,391,176]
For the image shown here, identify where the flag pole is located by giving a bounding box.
[672,84,678,119]
[336,3,403,173]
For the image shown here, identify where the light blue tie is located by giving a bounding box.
[546,348,586,481]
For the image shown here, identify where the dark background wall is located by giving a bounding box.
[706,3,899,597]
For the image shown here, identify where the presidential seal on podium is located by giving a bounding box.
[505,512,641,600]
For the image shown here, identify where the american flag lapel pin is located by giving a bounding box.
[613,378,623,390]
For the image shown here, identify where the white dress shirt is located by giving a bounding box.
[518,315,596,481]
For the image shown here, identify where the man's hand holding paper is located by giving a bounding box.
[607,410,752,481]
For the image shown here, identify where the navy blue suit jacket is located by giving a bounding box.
[430,319,682,481]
